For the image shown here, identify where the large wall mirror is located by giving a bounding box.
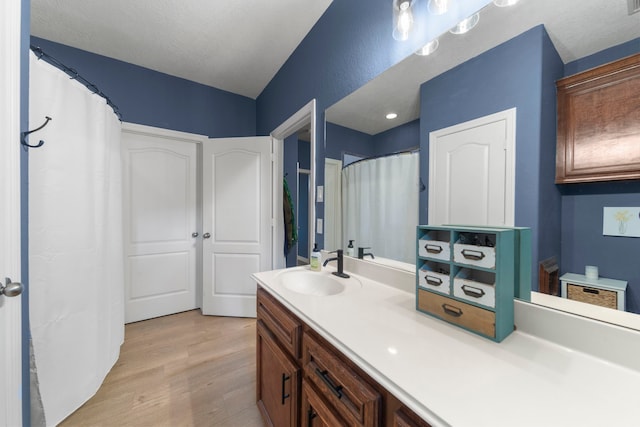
[324,0,640,327]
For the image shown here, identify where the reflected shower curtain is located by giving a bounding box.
[29,52,124,426]
[342,152,419,264]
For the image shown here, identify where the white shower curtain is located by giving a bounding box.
[342,151,419,264]
[28,52,124,426]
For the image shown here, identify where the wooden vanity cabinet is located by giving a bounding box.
[256,287,302,427]
[556,53,640,183]
[257,286,431,427]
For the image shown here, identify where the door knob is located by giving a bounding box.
[1,278,23,298]
[203,233,211,239]
[192,232,199,238]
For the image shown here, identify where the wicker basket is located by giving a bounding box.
[567,283,617,309]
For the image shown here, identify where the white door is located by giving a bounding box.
[202,137,272,317]
[122,124,201,323]
[1,0,23,424]
[324,158,342,251]
[429,109,515,227]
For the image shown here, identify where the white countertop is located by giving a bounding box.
[253,265,640,427]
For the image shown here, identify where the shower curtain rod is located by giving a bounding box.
[30,45,123,120]
[342,146,419,169]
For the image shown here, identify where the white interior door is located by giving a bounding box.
[202,137,272,317]
[122,124,201,323]
[1,0,22,424]
[429,109,515,227]
[324,158,342,251]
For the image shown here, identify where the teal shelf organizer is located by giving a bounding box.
[415,225,531,342]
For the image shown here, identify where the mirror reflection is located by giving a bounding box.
[324,0,640,325]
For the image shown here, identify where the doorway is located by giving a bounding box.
[271,100,317,270]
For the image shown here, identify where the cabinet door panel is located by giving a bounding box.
[257,287,302,358]
[257,321,300,427]
[302,380,345,427]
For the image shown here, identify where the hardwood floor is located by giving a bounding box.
[59,310,266,427]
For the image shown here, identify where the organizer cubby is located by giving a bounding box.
[416,225,531,342]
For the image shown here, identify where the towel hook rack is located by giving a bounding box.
[21,116,52,149]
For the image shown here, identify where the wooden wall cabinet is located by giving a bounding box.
[556,53,640,184]
[257,286,431,427]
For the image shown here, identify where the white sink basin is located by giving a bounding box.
[276,269,361,296]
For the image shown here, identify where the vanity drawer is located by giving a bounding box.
[302,332,381,427]
[453,242,496,269]
[257,287,302,359]
[418,238,450,261]
[417,289,495,338]
[418,266,450,295]
[453,269,496,308]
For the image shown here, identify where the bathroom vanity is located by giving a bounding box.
[253,258,640,427]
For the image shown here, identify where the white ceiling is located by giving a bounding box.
[326,0,640,135]
[31,0,333,99]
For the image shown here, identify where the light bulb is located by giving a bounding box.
[415,38,439,56]
[493,0,519,6]
[386,113,398,120]
[393,0,414,41]
[428,0,449,15]
[449,13,480,35]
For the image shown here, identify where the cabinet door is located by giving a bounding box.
[301,380,345,427]
[393,409,432,427]
[257,321,300,427]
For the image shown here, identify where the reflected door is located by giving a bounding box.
[202,137,272,317]
[429,109,515,227]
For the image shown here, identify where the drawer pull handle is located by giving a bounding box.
[461,249,485,261]
[583,287,600,295]
[442,303,463,317]
[461,285,485,298]
[425,244,443,254]
[308,408,317,426]
[425,275,442,286]
[281,373,290,405]
[315,368,343,399]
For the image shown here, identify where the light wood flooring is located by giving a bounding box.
[59,310,266,427]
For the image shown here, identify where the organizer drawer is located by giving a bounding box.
[417,289,495,338]
[418,265,450,295]
[453,269,496,308]
[453,242,496,269]
[418,238,450,261]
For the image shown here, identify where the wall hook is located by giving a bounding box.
[21,116,52,149]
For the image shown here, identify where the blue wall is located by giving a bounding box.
[420,26,564,290]
[325,122,375,161]
[30,36,256,137]
[325,119,419,162]
[20,1,31,424]
[372,119,420,155]
[560,38,640,314]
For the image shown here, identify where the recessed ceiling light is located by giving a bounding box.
[386,113,398,120]
[415,38,439,56]
[428,0,449,15]
[449,13,480,35]
[493,0,520,6]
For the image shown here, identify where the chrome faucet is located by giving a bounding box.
[357,247,375,260]
[323,249,350,278]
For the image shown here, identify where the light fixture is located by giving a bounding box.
[386,113,398,120]
[493,0,520,6]
[393,0,414,41]
[428,0,449,15]
[449,13,479,35]
[415,38,439,56]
